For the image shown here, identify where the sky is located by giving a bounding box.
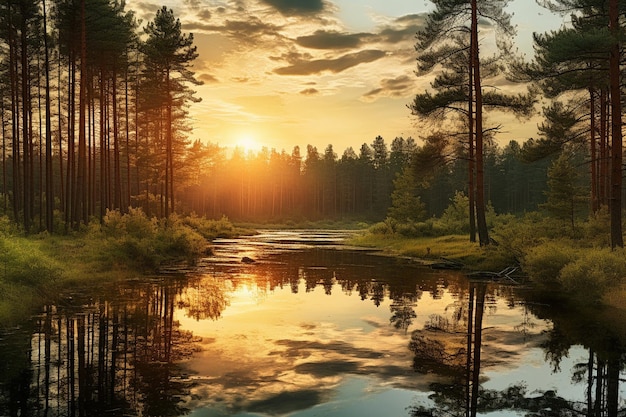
[127,0,567,155]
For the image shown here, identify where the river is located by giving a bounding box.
[1,230,625,416]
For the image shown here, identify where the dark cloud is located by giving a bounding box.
[300,88,319,95]
[183,0,202,9]
[374,13,428,44]
[135,1,160,13]
[260,0,325,16]
[296,30,370,50]
[274,49,386,75]
[295,360,360,377]
[198,73,219,83]
[363,75,414,100]
[197,9,211,20]
[183,16,281,35]
[363,87,383,99]
[231,76,250,83]
[247,390,325,415]
[270,50,314,63]
[182,16,285,47]
[276,339,387,359]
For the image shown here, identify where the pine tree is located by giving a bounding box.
[141,6,200,218]
[388,166,426,223]
[413,0,533,245]
[541,152,587,235]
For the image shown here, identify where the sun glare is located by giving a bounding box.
[235,134,261,153]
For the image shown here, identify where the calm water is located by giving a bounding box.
[2,230,626,416]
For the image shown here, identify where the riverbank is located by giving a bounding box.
[347,232,514,272]
[0,211,244,327]
[349,220,626,309]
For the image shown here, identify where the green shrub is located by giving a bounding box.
[522,240,578,287]
[582,208,610,247]
[0,215,18,236]
[182,214,236,239]
[156,215,208,259]
[558,248,626,301]
[102,207,157,239]
[369,218,397,235]
[395,219,447,238]
[93,209,210,270]
[0,236,61,286]
[438,192,469,234]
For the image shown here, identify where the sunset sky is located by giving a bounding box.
[128,0,566,154]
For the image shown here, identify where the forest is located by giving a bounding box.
[0,0,624,249]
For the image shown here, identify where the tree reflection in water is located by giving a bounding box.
[0,277,199,417]
[408,282,626,417]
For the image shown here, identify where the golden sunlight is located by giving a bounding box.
[235,133,262,153]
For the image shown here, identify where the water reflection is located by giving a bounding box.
[0,278,197,417]
[1,233,626,417]
[409,282,626,417]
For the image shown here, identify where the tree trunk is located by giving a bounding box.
[20,2,32,233]
[471,0,489,246]
[468,32,476,243]
[600,88,608,207]
[43,0,54,232]
[74,0,87,227]
[609,0,623,248]
[590,89,598,213]
[165,69,173,218]
[113,61,122,210]
[9,4,21,223]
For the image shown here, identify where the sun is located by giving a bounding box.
[235,134,261,153]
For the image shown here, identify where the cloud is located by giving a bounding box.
[184,17,283,38]
[260,0,325,16]
[198,73,219,83]
[197,9,211,20]
[231,76,250,83]
[246,390,326,415]
[296,30,371,50]
[377,14,428,44]
[300,88,319,95]
[274,49,386,75]
[363,75,414,100]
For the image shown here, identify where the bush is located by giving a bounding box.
[522,240,578,288]
[558,248,626,301]
[182,214,236,239]
[582,208,610,247]
[369,218,397,235]
[0,236,61,286]
[0,215,18,236]
[395,219,447,238]
[438,192,470,234]
[102,207,157,240]
[94,209,210,270]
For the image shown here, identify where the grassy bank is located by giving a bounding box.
[348,231,514,272]
[354,211,626,307]
[0,210,242,327]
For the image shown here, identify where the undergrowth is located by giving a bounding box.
[0,210,240,327]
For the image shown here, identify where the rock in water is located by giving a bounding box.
[241,256,256,264]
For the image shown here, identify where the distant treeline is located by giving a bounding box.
[176,136,556,222]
